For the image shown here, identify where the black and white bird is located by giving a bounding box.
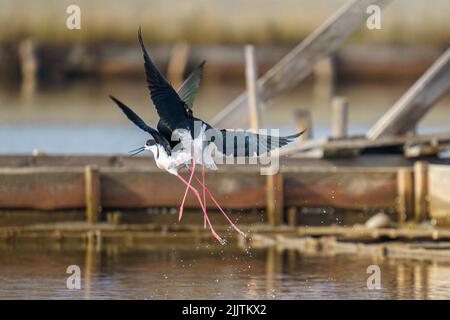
[110,28,304,244]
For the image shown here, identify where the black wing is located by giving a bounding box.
[177,61,205,113]
[109,95,172,154]
[214,130,305,157]
[138,28,188,133]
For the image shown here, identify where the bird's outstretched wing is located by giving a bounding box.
[138,28,188,132]
[214,129,305,157]
[177,61,205,113]
[109,95,171,152]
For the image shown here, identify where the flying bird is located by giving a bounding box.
[110,28,304,244]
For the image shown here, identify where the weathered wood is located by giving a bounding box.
[414,161,429,222]
[0,166,404,212]
[331,97,348,139]
[211,0,391,128]
[284,168,398,209]
[266,172,284,226]
[367,47,450,139]
[244,45,261,132]
[428,165,450,225]
[84,166,101,224]
[0,167,85,210]
[397,168,414,224]
[167,42,190,88]
[101,168,266,209]
[287,207,298,226]
[286,132,450,157]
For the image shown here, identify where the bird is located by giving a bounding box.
[110,28,305,244]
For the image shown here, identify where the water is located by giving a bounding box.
[1,243,450,299]
[1,79,449,154]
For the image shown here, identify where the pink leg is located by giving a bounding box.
[176,174,226,245]
[202,165,207,228]
[189,168,245,236]
[178,158,196,222]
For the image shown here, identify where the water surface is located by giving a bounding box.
[1,243,450,299]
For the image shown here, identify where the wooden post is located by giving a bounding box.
[266,172,284,226]
[397,168,414,224]
[18,37,37,103]
[313,57,335,101]
[245,45,261,132]
[85,165,101,224]
[294,110,312,141]
[287,207,298,226]
[331,97,348,139]
[167,42,190,89]
[414,161,429,222]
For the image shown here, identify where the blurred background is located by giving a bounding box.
[0,0,449,154]
[1,0,450,300]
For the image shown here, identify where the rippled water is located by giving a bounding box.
[1,243,450,299]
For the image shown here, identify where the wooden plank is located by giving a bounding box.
[211,0,391,128]
[266,172,284,226]
[0,167,403,212]
[284,168,398,209]
[244,45,261,131]
[101,168,266,209]
[367,47,450,139]
[0,167,85,210]
[84,166,101,224]
[428,165,450,225]
[414,161,429,222]
[285,132,450,157]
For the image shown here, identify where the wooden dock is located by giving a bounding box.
[1,155,450,227]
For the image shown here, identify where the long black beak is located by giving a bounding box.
[128,146,145,157]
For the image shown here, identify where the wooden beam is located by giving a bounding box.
[286,132,450,157]
[367,47,450,139]
[211,0,391,128]
[0,166,403,212]
[244,45,261,131]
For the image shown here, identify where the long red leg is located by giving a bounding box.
[189,168,245,236]
[176,173,226,245]
[178,158,196,222]
[202,165,207,228]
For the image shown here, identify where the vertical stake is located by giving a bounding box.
[397,168,414,224]
[85,165,101,224]
[294,110,312,141]
[331,96,348,139]
[266,172,284,226]
[245,45,261,132]
[414,161,428,222]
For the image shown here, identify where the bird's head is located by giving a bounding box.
[144,138,157,151]
[144,138,160,158]
[128,138,157,157]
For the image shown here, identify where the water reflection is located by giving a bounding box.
[1,241,450,299]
